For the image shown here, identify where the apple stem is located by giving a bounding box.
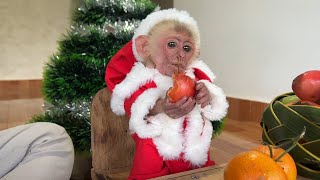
[275,126,306,162]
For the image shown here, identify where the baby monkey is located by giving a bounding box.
[106,8,228,180]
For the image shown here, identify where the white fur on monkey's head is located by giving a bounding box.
[132,8,200,62]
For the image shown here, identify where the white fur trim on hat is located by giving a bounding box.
[132,8,200,62]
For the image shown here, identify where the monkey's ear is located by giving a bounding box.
[135,35,150,60]
[196,50,200,57]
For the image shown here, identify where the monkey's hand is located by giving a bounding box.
[195,82,212,108]
[162,96,196,119]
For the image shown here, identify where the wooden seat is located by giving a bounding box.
[91,88,135,180]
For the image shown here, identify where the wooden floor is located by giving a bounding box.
[211,118,262,164]
[0,98,44,130]
[0,98,312,179]
[0,98,262,165]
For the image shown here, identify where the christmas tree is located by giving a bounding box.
[31,0,157,152]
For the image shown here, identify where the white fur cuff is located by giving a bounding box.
[129,88,167,138]
[198,80,229,121]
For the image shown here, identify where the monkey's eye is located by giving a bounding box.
[168,41,177,48]
[183,45,192,52]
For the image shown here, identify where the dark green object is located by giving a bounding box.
[261,92,320,179]
[211,117,226,138]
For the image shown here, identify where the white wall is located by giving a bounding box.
[0,0,73,80]
[174,0,320,103]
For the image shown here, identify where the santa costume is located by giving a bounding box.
[105,8,228,180]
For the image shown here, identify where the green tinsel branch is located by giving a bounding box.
[74,0,156,25]
[30,101,91,152]
[42,53,107,103]
[43,29,126,103]
[211,117,226,138]
[58,29,126,59]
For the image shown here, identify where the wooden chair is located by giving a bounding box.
[91,88,135,180]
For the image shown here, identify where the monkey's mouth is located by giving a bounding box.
[170,63,185,73]
[166,55,186,69]
[172,63,179,68]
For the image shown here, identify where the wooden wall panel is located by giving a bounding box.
[226,97,268,123]
[0,99,44,130]
[0,100,9,130]
[0,80,43,130]
[0,79,42,100]
[0,79,269,130]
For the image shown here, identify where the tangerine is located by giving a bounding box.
[252,145,297,180]
[224,150,287,180]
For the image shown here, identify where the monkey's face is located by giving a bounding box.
[148,28,197,76]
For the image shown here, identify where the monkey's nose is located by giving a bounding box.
[179,49,186,58]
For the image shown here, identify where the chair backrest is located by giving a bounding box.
[91,87,135,178]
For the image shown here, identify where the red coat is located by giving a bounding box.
[105,40,228,167]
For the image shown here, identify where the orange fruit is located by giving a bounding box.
[252,145,297,180]
[224,150,288,180]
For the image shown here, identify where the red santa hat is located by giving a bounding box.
[132,8,201,62]
[105,9,201,92]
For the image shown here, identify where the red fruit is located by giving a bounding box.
[292,70,320,104]
[167,72,195,103]
[295,100,320,107]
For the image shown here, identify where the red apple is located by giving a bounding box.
[167,72,195,103]
[292,70,320,104]
[296,100,320,107]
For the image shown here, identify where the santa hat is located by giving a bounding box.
[132,8,200,62]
